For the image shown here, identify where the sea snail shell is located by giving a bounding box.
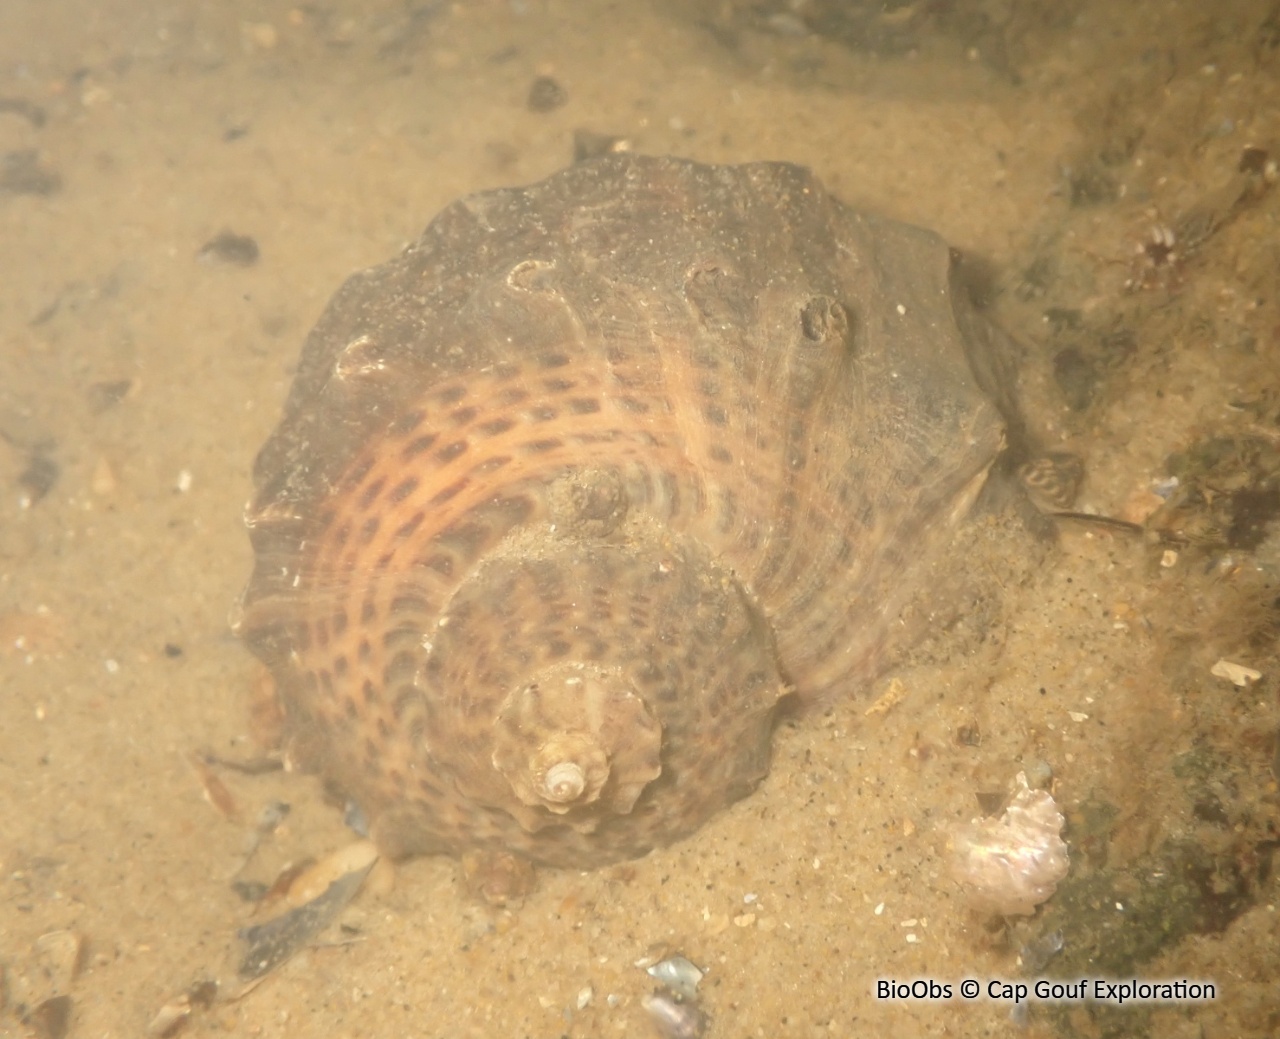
[236,154,1010,869]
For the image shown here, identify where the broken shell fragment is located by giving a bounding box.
[237,841,378,979]
[641,952,707,1037]
[33,930,86,993]
[645,956,705,1001]
[642,993,706,1039]
[1210,658,1262,687]
[276,839,378,909]
[950,772,1069,916]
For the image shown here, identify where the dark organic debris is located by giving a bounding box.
[87,379,136,412]
[1,150,61,195]
[18,451,59,504]
[0,96,47,127]
[1014,254,1055,302]
[1031,744,1274,992]
[231,879,270,902]
[1238,145,1269,174]
[1051,345,1098,411]
[198,231,260,267]
[1153,434,1280,551]
[527,75,567,112]
[1066,162,1117,207]
[1052,848,1241,951]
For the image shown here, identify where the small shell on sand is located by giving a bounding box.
[950,772,1069,916]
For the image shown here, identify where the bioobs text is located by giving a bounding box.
[876,980,952,1000]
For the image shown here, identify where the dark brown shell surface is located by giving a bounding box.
[238,154,1009,869]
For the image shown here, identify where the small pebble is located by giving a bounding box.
[241,21,279,50]
[91,456,117,496]
[527,76,567,112]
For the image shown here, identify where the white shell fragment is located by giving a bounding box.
[1210,658,1262,687]
[646,956,705,1001]
[950,772,1069,916]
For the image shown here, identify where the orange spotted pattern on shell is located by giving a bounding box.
[237,155,1008,868]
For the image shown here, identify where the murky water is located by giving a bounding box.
[1,2,1277,1037]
